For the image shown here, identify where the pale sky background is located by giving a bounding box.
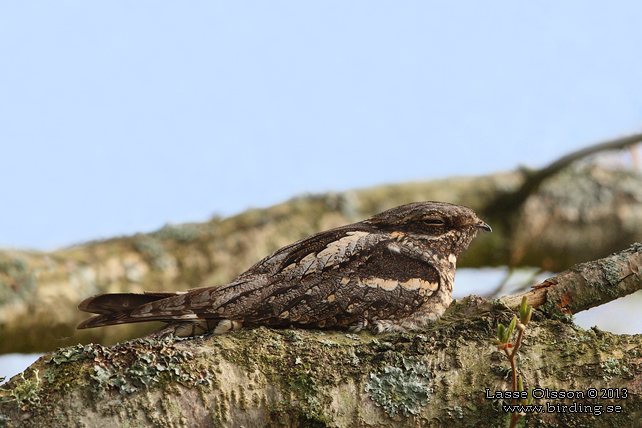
[1,2,641,250]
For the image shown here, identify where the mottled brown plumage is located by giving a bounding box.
[77,201,490,335]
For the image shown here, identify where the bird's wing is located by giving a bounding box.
[234,238,443,328]
[131,228,440,329]
[77,225,376,329]
[77,225,441,330]
[123,226,389,322]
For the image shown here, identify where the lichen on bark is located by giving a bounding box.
[2,293,642,428]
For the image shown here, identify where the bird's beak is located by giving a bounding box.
[476,220,492,232]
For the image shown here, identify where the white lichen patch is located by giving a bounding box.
[365,357,433,417]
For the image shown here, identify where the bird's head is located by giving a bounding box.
[364,201,491,257]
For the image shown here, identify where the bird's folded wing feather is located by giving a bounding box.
[77,224,440,330]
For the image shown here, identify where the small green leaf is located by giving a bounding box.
[497,324,505,342]
[504,316,517,343]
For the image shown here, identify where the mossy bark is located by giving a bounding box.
[1,296,641,428]
[2,165,642,353]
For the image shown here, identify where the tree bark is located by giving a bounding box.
[1,245,641,428]
[500,242,642,317]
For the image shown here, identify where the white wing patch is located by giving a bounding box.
[401,278,422,290]
[364,277,399,290]
[316,231,370,268]
[362,277,439,294]
[282,231,375,277]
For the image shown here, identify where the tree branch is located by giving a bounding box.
[485,131,642,222]
[500,243,642,318]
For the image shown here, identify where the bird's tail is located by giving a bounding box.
[76,291,187,329]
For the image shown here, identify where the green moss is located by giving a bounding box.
[212,326,384,425]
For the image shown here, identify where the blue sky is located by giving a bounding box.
[1,2,641,250]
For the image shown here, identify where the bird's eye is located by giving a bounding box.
[423,218,445,226]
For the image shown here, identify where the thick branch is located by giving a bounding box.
[1,301,642,428]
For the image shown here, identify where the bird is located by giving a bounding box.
[77,201,491,336]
